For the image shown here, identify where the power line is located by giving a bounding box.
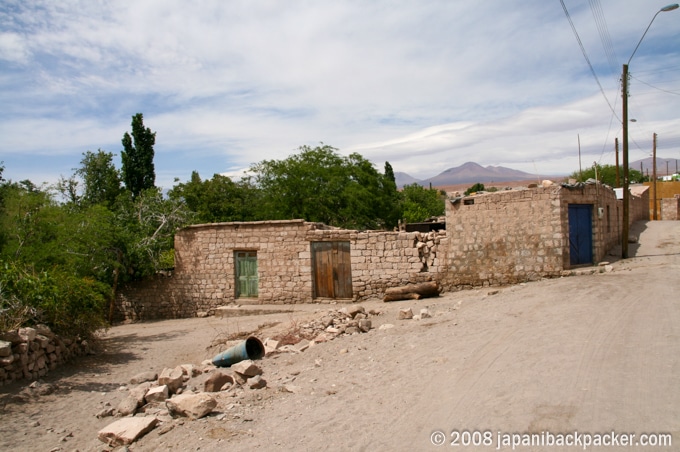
[559,0,618,117]
[588,0,619,75]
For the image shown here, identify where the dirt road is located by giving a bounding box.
[1,220,678,451]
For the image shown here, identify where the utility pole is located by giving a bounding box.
[653,132,657,221]
[615,138,620,187]
[578,134,582,180]
[622,63,630,258]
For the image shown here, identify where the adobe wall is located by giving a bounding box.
[443,183,621,289]
[444,186,563,288]
[115,220,446,321]
[643,181,680,219]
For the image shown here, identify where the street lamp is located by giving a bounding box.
[621,3,678,259]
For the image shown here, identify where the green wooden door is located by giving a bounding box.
[235,251,258,298]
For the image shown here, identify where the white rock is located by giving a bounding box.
[158,366,184,394]
[166,393,217,420]
[420,308,432,319]
[398,308,413,320]
[116,395,140,416]
[231,360,262,377]
[145,385,169,403]
[97,416,158,446]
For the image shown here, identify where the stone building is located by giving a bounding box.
[115,181,649,320]
[115,220,444,321]
[442,182,648,288]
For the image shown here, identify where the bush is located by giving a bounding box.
[0,260,109,339]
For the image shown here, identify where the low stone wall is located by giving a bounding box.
[0,325,92,386]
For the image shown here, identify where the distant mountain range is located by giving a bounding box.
[631,157,679,177]
[395,162,542,188]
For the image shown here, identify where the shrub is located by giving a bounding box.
[0,260,109,339]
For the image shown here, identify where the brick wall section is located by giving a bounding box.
[661,196,680,220]
[443,183,622,289]
[115,220,446,321]
[642,181,680,219]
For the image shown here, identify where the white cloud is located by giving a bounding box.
[1,0,679,189]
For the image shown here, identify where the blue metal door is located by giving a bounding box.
[568,204,593,266]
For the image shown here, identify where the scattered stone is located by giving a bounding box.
[95,407,115,418]
[158,366,184,394]
[130,371,158,385]
[420,309,432,319]
[487,290,500,296]
[116,395,141,416]
[247,375,267,390]
[145,385,169,403]
[231,360,262,378]
[398,308,414,320]
[294,339,310,352]
[339,348,348,354]
[358,319,372,332]
[97,416,158,446]
[345,326,360,334]
[166,393,217,420]
[204,370,235,392]
[157,423,175,435]
[280,384,302,394]
[378,323,395,330]
[180,364,202,378]
[129,382,153,405]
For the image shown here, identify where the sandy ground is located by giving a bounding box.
[1,220,679,452]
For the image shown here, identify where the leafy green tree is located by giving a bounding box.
[401,183,445,223]
[121,113,156,197]
[249,145,399,229]
[570,164,647,186]
[464,182,485,196]
[76,149,122,208]
[168,171,259,223]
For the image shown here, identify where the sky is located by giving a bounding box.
[1,0,679,190]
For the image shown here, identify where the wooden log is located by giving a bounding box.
[383,282,441,302]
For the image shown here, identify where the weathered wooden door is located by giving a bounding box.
[311,241,353,299]
[568,204,593,266]
[235,251,258,298]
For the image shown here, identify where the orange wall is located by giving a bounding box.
[643,181,680,219]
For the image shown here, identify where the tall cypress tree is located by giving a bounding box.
[121,113,156,197]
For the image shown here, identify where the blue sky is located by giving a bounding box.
[1,0,679,189]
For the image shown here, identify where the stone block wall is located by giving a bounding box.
[444,186,563,288]
[115,220,446,321]
[443,183,621,289]
[661,196,680,220]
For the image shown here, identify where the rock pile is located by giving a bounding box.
[267,305,380,353]
[414,230,444,271]
[0,325,93,385]
[97,357,269,446]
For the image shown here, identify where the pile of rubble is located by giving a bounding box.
[414,230,444,271]
[0,325,93,385]
[96,305,383,446]
[265,305,380,353]
[96,357,269,446]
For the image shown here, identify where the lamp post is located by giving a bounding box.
[621,3,678,259]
